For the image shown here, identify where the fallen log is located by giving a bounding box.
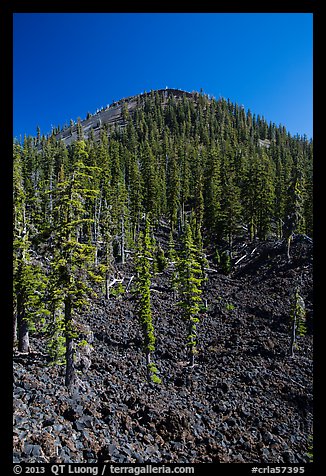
[234,254,247,266]
[125,275,134,292]
[107,277,124,288]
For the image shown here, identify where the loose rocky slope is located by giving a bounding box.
[53,88,194,146]
[13,235,313,464]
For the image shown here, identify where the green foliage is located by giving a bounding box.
[78,339,90,348]
[306,435,313,463]
[14,259,50,332]
[242,151,275,240]
[46,310,66,365]
[166,151,180,231]
[13,153,50,345]
[13,89,313,383]
[213,247,221,266]
[110,282,125,297]
[225,302,235,312]
[155,245,168,272]
[44,144,101,386]
[87,269,105,284]
[134,221,153,346]
[220,250,231,275]
[176,221,203,364]
[167,231,177,261]
[290,287,307,357]
[147,362,162,384]
[292,288,306,335]
[134,216,160,381]
[150,374,162,384]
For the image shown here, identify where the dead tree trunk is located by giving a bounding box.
[121,214,125,264]
[290,307,297,358]
[13,304,18,346]
[64,296,76,388]
[146,351,152,380]
[286,233,293,261]
[17,294,30,353]
[94,190,102,266]
[188,321,197,368]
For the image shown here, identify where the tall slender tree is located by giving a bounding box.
[289,286,306,357]
[134,217,161,384]
[49,141,99,388]
[13,143,49,351]
[176,221,203,367]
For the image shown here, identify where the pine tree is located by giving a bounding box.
[176,221,203,367]
[13,143,26,345]
[155,244,168,273]
[14,252,49,352]
[108,141,129,264]
[49,141,99,388]
[204,146,221,239]
[273,150,286,239]
[12,90,313,388]
[128,154,143,241]
[95,133,115,296]
[21,135,44,236]
[134,217,161,384]
[289,286,306,357]
[13,143,50,351]
[167,230,177,261]
[242,150,275,240]
[256,150,275,240]
[284,154,306,260]
[219,168,242,254]
[166,151,180,232]
[140,142,160,219]
[242,149,259,240]
[179,144,191,232]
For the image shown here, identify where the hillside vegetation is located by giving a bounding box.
[13,89,313,463]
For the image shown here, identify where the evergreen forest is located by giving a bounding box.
[13,89,313,464]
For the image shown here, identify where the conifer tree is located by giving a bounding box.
[95,133,115,294]
[13,143,26,326]
[242,150,259,240]
[167,230,177,261]
[140,142,160,219]
[134,217,161,384]
[284,155,306,260]
[166,151,180,232]
[303,141,313,237]
[255,150,275,240]
[128,156,143,241]
[242,150,275,240]
[204,146,221,239]
[289,286,306,357]
[273,150,286,239]
[49,141,99,388]
[220,250,231,275]
[21,135,44,235]
[13,144,50,351]
[12,90,313,385]
[176,221,203,367]
[14,250,49,353]
[155,244,168,273]
[219,167,242,254]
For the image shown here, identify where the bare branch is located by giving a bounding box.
[234,254,247,266]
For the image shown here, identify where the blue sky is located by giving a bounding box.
[13,13,313,139]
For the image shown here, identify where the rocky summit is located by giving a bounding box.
[13,234,313,464]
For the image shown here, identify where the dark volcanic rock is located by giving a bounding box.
[13,236,313,463]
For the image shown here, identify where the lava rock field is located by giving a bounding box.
[13,235,313,464]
